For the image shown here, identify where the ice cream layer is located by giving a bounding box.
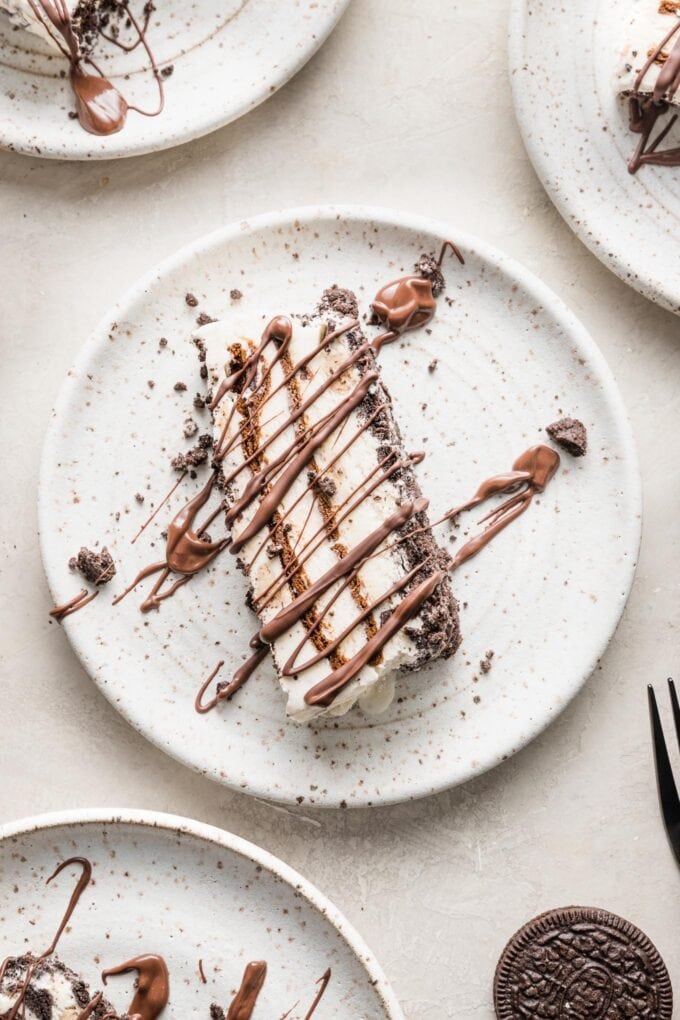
[197,291,460,723]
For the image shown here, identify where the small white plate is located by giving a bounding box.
[0,0,349,160]
[39,205,641,808]
[509,0,680,315]
[0,809,402,1017]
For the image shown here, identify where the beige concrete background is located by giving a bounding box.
[1,1,679,1016]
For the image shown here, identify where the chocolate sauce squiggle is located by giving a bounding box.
[627,16,680,172]
[102,955,170,1020]
[301,444,560,707]
[117,248,466,711]
[0,857,93,1019]
[224,961,331,1020]
[49,587,99,621]
[227,960,267,1020]
[26,0,163,136]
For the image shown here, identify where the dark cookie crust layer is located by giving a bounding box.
[494,906,673,1020]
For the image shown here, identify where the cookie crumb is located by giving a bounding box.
[183,416,198,438]
[230,288,243,301]
[480,650,494,674]
[414,252,445,297]
[196,311,216,327]
[174,381,187,392]
[69,546,116,585]
[171,433,213,472]
[546,417,587,457]
[185,292,199,307]
[135,492,145,503]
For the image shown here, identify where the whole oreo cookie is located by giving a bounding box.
[494,906,672,1020]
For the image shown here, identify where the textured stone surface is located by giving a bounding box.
[0,1,679,1017]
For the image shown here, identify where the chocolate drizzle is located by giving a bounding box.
[1,859,332,1020]
[49,587,99,621]
[115,245,553,717]
[26,1,163,136]
[225,961,266,1020]
[220,961,331,1020]
[102,955,169,1020]
[627,14,680,172]
[0,857,93,1019]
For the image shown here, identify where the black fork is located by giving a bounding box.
[648,679,680,868]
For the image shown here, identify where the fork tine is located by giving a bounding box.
[667,678,680,754]
[647,684,680,868]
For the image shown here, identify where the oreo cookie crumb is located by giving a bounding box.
[230,288,243,301]
[318,285,359,319]
[174,381,187,392]
[196,311,216,326]
[135,492,144,503]
[480,650,494,673]
[193,393,206,410]
[171,433,213,472]
[546,416,587,457]
[185,292,198,307]
[183,416,198,438]
[414,252,445,297]
[69,546,116,585]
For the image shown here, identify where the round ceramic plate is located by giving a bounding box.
[509,0,680,315]
[0,809,402,1017]
[39,205,641,808]
[0,0,349,160]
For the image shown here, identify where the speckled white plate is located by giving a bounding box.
[509,0,680,314]
[0,808,402,1018]
[39,205,641,808]
[0,0,349,160]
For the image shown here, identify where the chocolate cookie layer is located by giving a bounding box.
[494,906,673,1020]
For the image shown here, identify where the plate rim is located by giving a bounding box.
[0,806,405,1019]
[508,0,680,315]
[0,0,351,161]
[38,203,643,808]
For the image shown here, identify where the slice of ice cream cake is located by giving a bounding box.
[617,1,680,170]
[197,287,460,723]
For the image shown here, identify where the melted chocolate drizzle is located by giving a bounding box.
[1,860,331,1020]
[627,15,680,172]
[49,587,99,621]
[223,961,331,1020]
[0,857,93,1019]
[26,0,163,136]
[113,245,558,716]
[112,243,561,715]
[102,955,169,1020]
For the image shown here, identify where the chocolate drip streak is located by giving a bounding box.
[27,0,163,136]
[1,857,93,1019]
[102,954,169,1020]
